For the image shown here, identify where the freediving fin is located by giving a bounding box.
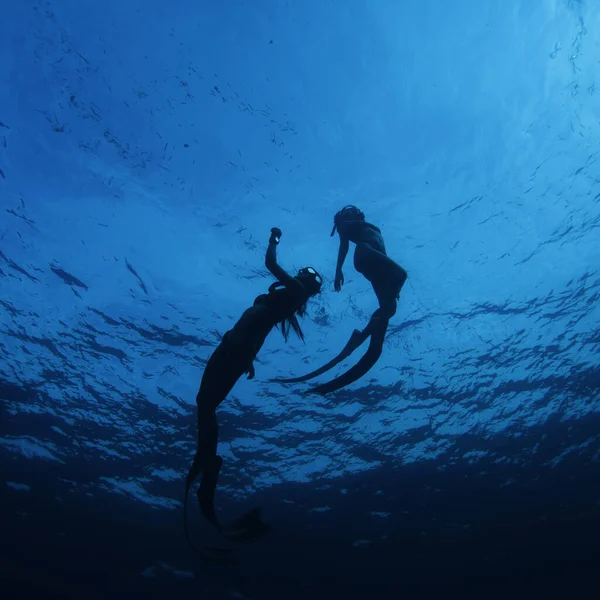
[270,329,369,384]
[223,507,272,544]
[307,331,384,395]
[184,456,231,563]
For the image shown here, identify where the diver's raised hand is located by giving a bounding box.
[334,270,344,292]
[269,227,282,245]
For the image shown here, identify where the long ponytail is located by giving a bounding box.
[268,282,307,342]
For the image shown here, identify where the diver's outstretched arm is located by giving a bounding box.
[265,227,303,292]
[334,236,349,292]
[336,236,349,272]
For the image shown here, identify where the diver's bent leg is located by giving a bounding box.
[393,266,408,299]
[197,455,224,530]
[192,405,224,531]
[188,342,244,490]
[355,244,406,284]
[371,267,406,317]
[196,406,219,457]
[184,406,222,549]
[356,245,407,307]
[185,342,259,550]
[187,405,219,485]
[379,293,398,320]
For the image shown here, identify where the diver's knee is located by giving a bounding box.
[397,268,407,291]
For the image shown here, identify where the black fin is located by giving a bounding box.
[270,329,368,383]
[223,507,272,545]
[308,333,384,395]
[183,457,241,564]
[184,456,272,562]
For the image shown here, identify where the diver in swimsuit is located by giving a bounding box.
[272,206,406,394]
[184,227,323,555]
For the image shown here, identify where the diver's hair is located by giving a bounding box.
[281,301,307,342]
[335,205,365,224]
[268,281,308,342]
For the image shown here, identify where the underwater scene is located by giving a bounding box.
[1,0,599,598]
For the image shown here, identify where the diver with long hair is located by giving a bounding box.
[184,227,323,556]
[272,206,406,394]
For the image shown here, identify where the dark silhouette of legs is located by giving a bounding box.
[308,245,406,394]
[184,342,270,552]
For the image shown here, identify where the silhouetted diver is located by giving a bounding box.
[184,227,323,559]
[272,206,406,394]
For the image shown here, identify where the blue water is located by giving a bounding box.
[1,0,599,597]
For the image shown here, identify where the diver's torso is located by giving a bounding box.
[225,287,303,353]
[346,221,386,254]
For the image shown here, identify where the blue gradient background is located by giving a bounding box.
[1,1,599,598]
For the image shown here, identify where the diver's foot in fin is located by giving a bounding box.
[339,329,366,355]
[335,328,369,358]
[224,507,272,545]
